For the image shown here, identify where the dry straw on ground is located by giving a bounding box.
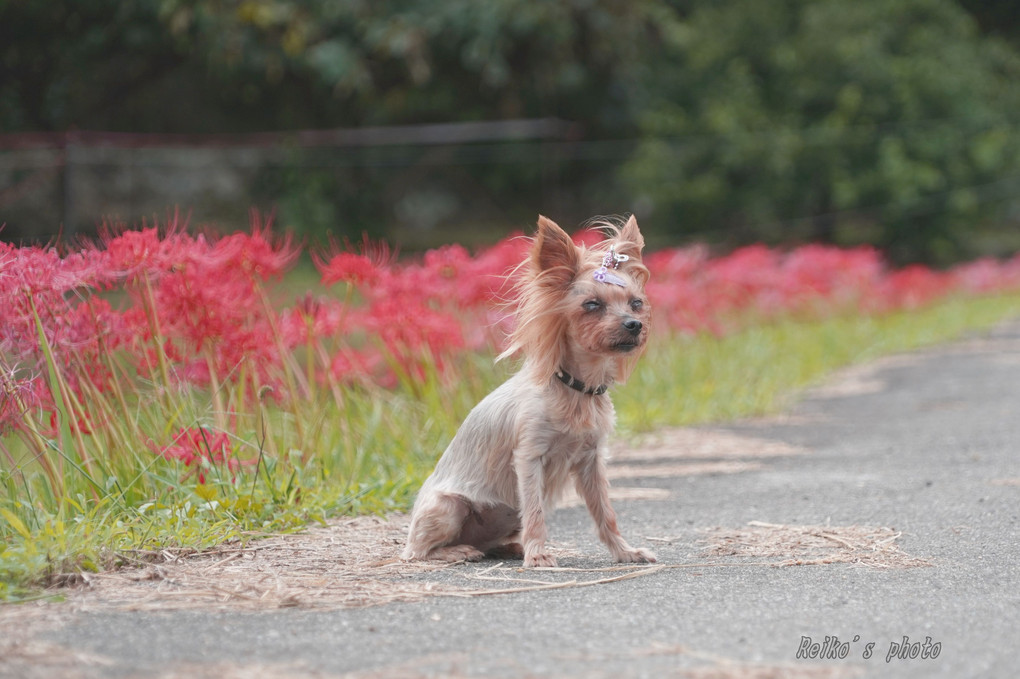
[50,516,930,617]
[700,521,932,569]
[63,515,458,611]
[52,516,656,612]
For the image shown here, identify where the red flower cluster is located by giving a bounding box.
[317,252,380,287]
[102,211,298,391]
[159,426,252,483]
[0,212,299,439]
[644,244,1020,335]
[311,235,528,383]
[3,214,1020,454]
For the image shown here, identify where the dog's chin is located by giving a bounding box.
[609,340,642,353]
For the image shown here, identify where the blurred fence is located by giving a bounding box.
[0,120,636,247]
[8,120,1020,262]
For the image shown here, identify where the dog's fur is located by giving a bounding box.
[402,215,655,568]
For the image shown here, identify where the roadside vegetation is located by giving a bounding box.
[2,215,1020,599]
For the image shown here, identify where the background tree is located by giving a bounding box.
[625,0,1020,264]
[1,0,660,133]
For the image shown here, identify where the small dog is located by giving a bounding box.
[403,215,655,568]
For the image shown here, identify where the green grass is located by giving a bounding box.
[618,294,1020,430]
[2,292,1020,599]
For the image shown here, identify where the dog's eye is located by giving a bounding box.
[630,298,644,311]
[583,299,602,312]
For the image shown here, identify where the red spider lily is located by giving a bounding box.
[278,295,348,349]
[96,216,299,393]
[952,258,1005,293]
[329,346,382,386]
[0,241,101,298]
[0,362,48,435]
[94,211,198,287]
[315,237,524,383]
[56,298,123,396]
[159,426,254,483]
[329,351,358,384]
[778,245,883,312]
[421,240,524,309]
[644,246,721,334]
[0,242,117,406]
[150,261,279,387]
[314,235,390,288]
[317,252,381,288]
[362,297,466,382]
[468,234,529,303]
[367,298,465,356]
[878,265,954,311]
[213,211,299,281]
[99,226,167,278]
[951,255,1020,294]
[5,211,1020,453]
[48,409,93,435]
[424,243,472,281]
[98,226,176,285]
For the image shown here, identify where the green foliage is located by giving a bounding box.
[625,0,1020,264]
[0,0,660,132]
[0,1,170,130]
[4,1,1020,260]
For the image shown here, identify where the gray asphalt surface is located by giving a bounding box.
[4,322,1020,678]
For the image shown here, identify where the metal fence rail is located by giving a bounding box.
[0,119,614,245]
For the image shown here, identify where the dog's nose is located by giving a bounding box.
[622,318,642,335]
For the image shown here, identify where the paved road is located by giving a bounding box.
[3,322,1019,678]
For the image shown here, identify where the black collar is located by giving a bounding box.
[555,369,608,396]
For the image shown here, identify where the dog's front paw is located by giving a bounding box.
[614,547,657,564]
[523,552,558,568]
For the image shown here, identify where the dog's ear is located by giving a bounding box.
[533,215,581,285]
[614,214,645,262]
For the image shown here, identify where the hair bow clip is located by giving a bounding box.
[594,247,628,286]
[601,247,629,270]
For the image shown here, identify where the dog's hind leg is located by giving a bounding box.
[403,492,482,562]
[404,493,519,562]
[458,509,521,558]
